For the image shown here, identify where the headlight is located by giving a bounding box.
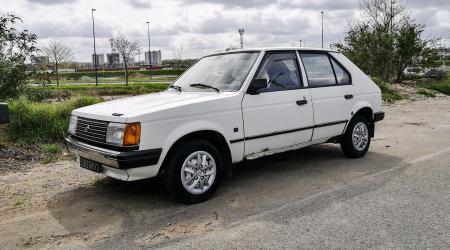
[106,122,141,146]
[106,123,125,145]
[68,116,78,134]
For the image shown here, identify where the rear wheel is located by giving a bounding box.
[165,140,222,204]
[340,115,371,158]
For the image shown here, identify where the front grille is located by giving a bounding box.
[75,117,108,143]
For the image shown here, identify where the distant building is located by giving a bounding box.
[145,50,162,66]
[107,53,120,68]
[91,53,105,67]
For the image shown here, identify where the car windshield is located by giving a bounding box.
[172,52,259,92]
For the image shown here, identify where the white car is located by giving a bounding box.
[66,47,384,203]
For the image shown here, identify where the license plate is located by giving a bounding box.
[80,157,103,173]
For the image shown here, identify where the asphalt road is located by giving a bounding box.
[1,97,449,249]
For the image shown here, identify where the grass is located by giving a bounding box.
[7,96,102,144]
[12,197,24,208]
[371,77,404,103]
[35,83,169,96]
[41,143,63,154]
[419,78,450,95]
[58,68,185,79]
[417,89,437,97]
[58,77,176,82]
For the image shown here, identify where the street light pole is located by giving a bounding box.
[146,21,152,79]
[91,9,98,86]
[321,11,324,49]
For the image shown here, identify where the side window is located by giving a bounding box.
[255,52,301,91]
[300,53,336,87]
[330,58,350,85]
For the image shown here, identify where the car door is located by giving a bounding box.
[241,51,314,156]
[299,52,354,140]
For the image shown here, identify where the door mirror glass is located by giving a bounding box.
[248,78,268,94]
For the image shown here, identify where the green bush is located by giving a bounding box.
[7,96,102,144]
[371,77,404,103]
[24,87,72,102]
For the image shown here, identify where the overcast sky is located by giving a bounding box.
[2,0,449,62]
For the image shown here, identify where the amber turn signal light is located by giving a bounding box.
[123,123,141,146]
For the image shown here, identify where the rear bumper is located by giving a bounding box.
[374,111,385,122]
[65,136,162,170]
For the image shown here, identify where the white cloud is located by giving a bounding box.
[1,0,448,61]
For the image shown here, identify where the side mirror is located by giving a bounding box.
[248,78,267,95]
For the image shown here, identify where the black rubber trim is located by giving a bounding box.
[314,120,348,128]
[373,111,385,122]
[113,148,162,169]
[230,120,348,143]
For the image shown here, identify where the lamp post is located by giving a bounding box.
[91,9,98,86]
[321,11,324,49]
[146,21,152,78]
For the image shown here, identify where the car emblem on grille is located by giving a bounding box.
[84,125,90,132]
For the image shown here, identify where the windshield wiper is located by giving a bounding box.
[169,85,182,92]
[189,83,220,92]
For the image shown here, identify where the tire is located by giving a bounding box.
[164,139,223,204]
[340,115,371,158]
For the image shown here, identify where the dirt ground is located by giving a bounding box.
[0,96,449,249]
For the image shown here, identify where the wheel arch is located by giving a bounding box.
[159,129,232,176]
[346,102,375,137]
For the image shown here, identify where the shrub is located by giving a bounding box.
[371,77,404,103]
[24,87,72,102]
[7,96,102,144]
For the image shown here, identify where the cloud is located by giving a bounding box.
[128,0,151,8]
[31,18,111,39]
[406,0,450,8]
[179,0,274,8]
[23,0,77,5]
[10,0,447,61]
[278,0,356,10]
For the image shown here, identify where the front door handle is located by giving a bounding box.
[296,100,308,106]
[344,94,353,100]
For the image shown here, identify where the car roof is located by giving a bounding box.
[205,47,339,57]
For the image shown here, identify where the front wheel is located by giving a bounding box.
[164,140,223,204]
[340,116,371,158]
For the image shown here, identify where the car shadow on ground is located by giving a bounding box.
[46,143,403,247]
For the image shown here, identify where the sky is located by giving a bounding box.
[2,0,450,62]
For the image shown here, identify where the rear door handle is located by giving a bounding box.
[296,100,308,105]
[344,94,353,100]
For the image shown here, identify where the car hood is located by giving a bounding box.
[72,90,230,122]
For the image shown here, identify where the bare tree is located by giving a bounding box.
[42,41,74,86]
[112,33,140,85]
[360,0,405,32]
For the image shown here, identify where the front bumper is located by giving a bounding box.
[65,136,162,170]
